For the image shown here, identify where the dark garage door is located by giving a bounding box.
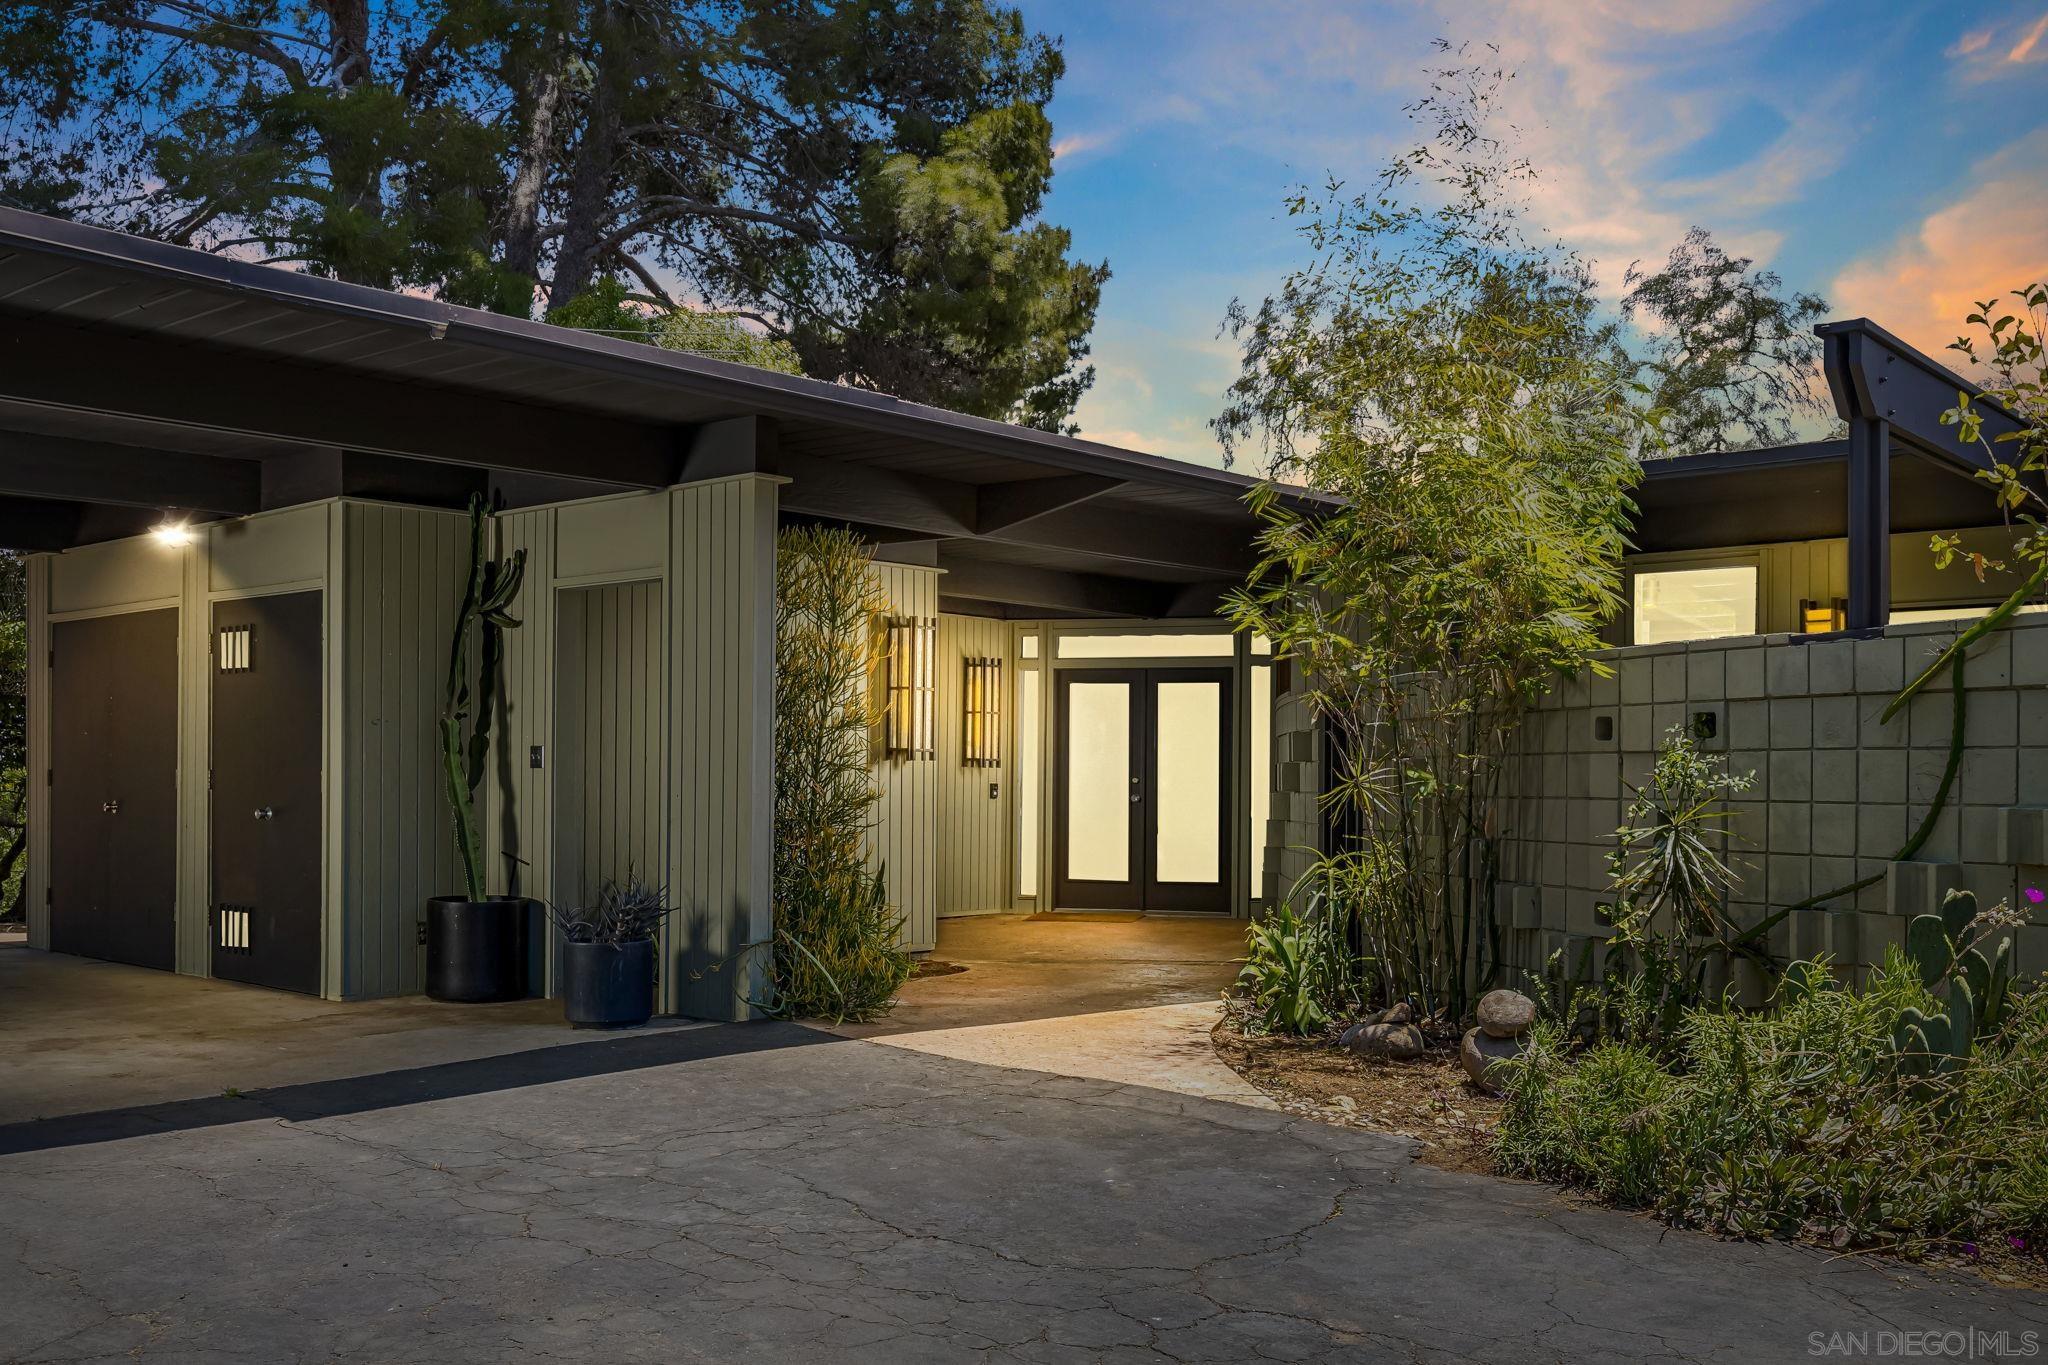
[49,608,180,970]
[210,591,323,995]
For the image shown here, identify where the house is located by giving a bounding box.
[6,205,2041,1019]
[1262,321,2048,989]
[0,207,1312,1020]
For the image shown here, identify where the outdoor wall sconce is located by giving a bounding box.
[963,656,1002,768]
[883,616,936,759]
[1800,597,1847,633]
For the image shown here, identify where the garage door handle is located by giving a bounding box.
[101,800,119,814]
[253,806,275,820]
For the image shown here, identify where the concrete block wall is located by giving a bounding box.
[1260,615,2048,987]
[1494,613,2048,986]
[1263,684,1325,909]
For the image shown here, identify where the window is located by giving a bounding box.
[1632,565,1758,645]
[1891,603,2048,625]
[1016,667,1041,897]
[1250,662,1272,899]
[1055,631,1234,660]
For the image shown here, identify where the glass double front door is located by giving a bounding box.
[1055,668,1233,912]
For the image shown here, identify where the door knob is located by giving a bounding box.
[101,799,120,814]
[253,806,274,820]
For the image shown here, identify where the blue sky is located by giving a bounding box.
[1010,0,2048,469]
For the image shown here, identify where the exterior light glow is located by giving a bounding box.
[152,518,195,548]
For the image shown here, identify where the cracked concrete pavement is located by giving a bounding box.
[4,1022,2043,1364]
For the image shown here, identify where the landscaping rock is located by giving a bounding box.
[1462,1027,1524,1092]
[1476,989,1537,1039]
[1346,1022,1426,1061]
[1381,1001,1415,1026]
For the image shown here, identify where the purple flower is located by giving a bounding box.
[2025,886,2045,905]
[1964,1242,1980,1257]
[2011,1236,2029,1252]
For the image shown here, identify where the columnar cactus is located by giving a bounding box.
[440,495,527,902]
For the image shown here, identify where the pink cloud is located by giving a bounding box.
[1948,10,2048,81]
[1831,132,2048,359]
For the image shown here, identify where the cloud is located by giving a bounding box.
[1427,0,1840,294]
[1948,9,2048,81]
[1051,129,1115,163]
[1831,131,2048,357]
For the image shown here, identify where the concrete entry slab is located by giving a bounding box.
[0,945,707,1126]
[840,912,1246,1037]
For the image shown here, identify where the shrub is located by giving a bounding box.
[1234,892,1361,1035]
[1497,955,2048,1253]
[771,526,912,1023]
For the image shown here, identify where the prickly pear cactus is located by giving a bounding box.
[1892,889,2015,1069]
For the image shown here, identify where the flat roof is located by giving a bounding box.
[0,206,1326,617]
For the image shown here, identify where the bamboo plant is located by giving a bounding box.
[441,495,527,902]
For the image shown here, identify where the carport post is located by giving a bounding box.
[1845,414,1891,632]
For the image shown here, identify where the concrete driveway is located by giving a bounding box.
[4,1014,2044,1362]
[3,931,2044,1362]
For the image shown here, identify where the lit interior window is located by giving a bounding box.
[1251,663,1272,897]
[1631,566,1758,645]
[1891,603,2048,624]
[1017,668,1041,898]
[1055,632,1235,660]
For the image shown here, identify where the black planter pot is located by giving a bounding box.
[425,896,530,1002]
[560,938,656,1028]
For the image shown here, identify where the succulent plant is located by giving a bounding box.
[1891,889,2015,1073]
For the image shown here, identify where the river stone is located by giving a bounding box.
[1346,1022,1426,1061]
[1476,989,1537,1038]
[1381,1000,1415,1026]
[1462,1026,1524,1091]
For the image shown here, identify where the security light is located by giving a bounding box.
[151,516,194,548]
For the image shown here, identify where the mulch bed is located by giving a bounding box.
[1210,1018,1502,1176]
[1211,1016,2048,1290]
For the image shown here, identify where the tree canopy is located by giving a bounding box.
[1218,49,1653,1015]
[0,0,1105,429]
[1622,227,1833,454]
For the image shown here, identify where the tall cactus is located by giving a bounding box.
[441,495,527,901]
[1892,889,2015,1073]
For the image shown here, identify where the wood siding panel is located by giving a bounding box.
[669,476,777,1019]
[554,580,665,911]
[934,612,1013,918]
[337,502,465,1000]
[868,563,940,952]
[483,506,557,988]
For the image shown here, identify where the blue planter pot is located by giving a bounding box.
[561,938,656,1028]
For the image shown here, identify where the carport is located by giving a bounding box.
[0,207,1311,1019]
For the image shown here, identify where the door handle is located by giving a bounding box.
[253,806,275,820]
[101,799,120,814]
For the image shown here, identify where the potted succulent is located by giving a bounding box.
[550,877,668,1028]
[426,495,533,1002]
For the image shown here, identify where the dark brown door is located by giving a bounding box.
[211,591,323,994]
[49,609,179,969]
[1054,668,1234,913]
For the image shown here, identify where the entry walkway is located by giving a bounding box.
[834,913,1267,1108]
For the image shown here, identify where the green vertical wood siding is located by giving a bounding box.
[336,501,465,1000]
[934,612,1014,918]
[867,562,940,952]
[554,579,666,912]
[670,475,779,1018]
